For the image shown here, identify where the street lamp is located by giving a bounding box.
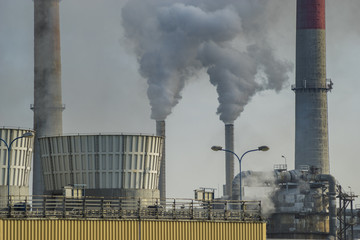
[211,145,269,200]
[0,132,34,206]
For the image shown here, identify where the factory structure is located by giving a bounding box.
[0,0,359,239]
[0,128,34,202]
[268,0,335,238]
[220,0,354,239]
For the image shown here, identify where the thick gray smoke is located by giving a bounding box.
[121,0,292,122]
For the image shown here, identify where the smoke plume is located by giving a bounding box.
[233,171,277,217]
[121,0,292,122]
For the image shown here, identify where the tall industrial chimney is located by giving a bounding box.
[156,120,166,200]
[294,0,330,174]
[32,0,64,195]
[225,124,234,198]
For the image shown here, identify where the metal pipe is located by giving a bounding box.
[315,174,337,239]
[273,171,337,238]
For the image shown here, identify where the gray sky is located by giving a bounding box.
[1,0,360,201]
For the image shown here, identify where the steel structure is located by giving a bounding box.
[337,185,358,240]
[32,0,64,196]
[0,195,262,222]
[293,0,331,174]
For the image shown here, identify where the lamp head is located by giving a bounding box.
[22,132,34,138]
[258,146,269,151]
[211,146,223,151]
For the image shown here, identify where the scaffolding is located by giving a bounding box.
[337,185,358,240]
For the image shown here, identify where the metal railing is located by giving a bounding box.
[291,78,333,91]
[0,196,262,221]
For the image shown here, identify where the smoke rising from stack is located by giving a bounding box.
[122,0,292,123]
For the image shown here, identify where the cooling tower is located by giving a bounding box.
[0,128,34,202]
[225,124,234,198]
[38,134,163,199]
[32,0,64,196]
[293,0,331,174]
[156,121,166,200]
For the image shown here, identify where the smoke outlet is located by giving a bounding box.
[225,124,234,198]
[156,120,166,200]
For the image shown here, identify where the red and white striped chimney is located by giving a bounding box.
[294,0,330,173]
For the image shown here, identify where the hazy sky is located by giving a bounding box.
[1,0,360,202]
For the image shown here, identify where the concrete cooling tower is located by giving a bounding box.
[0,128,34,201]
[38,134,163,199]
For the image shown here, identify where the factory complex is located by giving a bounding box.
[1,0,359,239]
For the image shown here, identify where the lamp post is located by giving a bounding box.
[211,145,269,200]
[0,132,34,207]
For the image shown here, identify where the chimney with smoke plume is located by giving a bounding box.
[32,0,64,195]
[122,0,292,200]
[294,0,330,173]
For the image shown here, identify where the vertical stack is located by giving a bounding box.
[156,121,166,200]
[294,0,330,174]
[224,124,234,198]
[33,0,64,196]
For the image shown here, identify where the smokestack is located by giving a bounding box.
[156,120,165,200]
[294,0,330,174]
[225,124,234,198]
[32,0,64,195]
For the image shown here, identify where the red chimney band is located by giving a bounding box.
[297,0,325,29]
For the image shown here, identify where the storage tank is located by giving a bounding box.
[0,128,34,203]
[38,134,164,199]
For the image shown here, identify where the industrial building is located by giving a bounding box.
[267,0,336,238]
[1,0,359,239]
[0,128,34,205]
[39,134,163,199]
[0,0,266,239]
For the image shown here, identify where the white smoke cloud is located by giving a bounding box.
[233,171,277,217]
[121,0,293,122]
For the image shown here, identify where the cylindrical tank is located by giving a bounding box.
[38,134,163,199]
[0,128,35,203]
[294,0,330,174]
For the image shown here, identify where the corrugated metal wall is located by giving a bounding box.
[39,134,163,191]
[0,219,265,240]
